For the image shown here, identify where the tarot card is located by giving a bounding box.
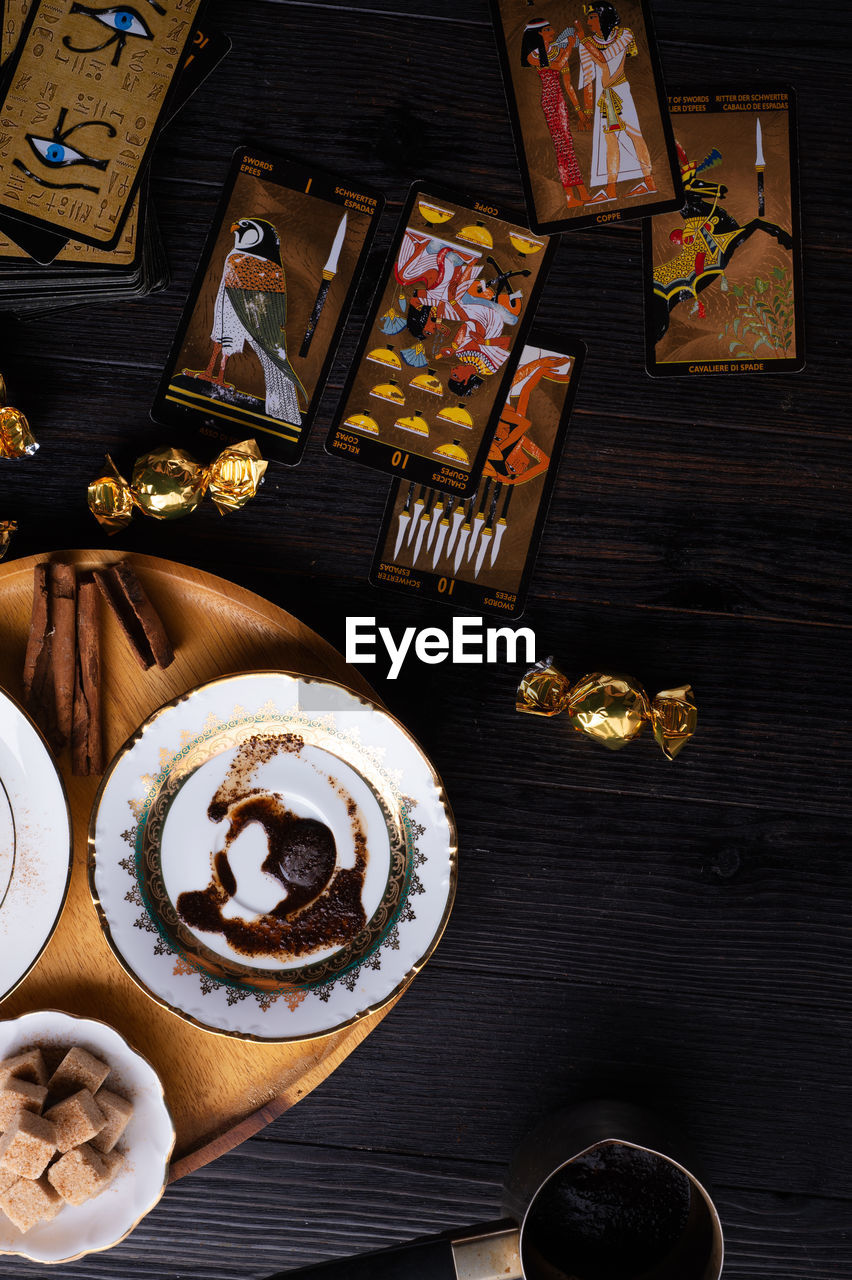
[152,146,383,465]
[328,184,555,496]
[0,15,226,265]
[0,0,205,249]
[0,189,139,267]
[643,88,804,376]
[165,21,231,117]
[489,0,682,233]
[370,331,584,618]
[1,0,32,63]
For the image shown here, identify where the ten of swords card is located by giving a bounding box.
[643,88,804,376]
[0,0,205,248]
[370,331,584,618]
[152,146,383,465]
[327,183,556,496]
[489,0,682,233]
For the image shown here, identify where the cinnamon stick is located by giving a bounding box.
[49,563,76,746]
[23,563,61,752]
[71,574,103,777]
[93,567,153,671]
[23,563,49,702]
[94,560,174,669]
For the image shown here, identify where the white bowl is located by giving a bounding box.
[0,1010,175,1264]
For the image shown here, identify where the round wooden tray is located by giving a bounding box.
[0,550,397,1180]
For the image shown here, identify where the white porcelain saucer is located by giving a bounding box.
[89,672,457,1041]
[0,689,72,1002]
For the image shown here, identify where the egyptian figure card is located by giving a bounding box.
[152,147,383,465]
[644,88,804,376]
[328,184,555,496]
[370,332,584,618]
[490,0,682,233]
[0,0,204,248]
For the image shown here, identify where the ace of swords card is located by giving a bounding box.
[370,332,585,618]
[643,88,804,376]
[0,0,205,248]
[328,183,556,496]
[489,0,683,233]
[152,146,383,465]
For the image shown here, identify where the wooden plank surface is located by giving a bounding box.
[0,0,849,1275]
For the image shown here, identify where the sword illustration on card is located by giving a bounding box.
[370,335,586,618]
[393,483,416,558]
[755,117,765,217]
[490,481,513,567]
[300,212,348,357]
[411,491,436,564]
[475,484,501,578]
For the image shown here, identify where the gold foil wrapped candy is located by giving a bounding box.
[0,375,38,460]
[132,447,206,520]
[87,455,135,533]
[517,659,697,760]
[0,520,16,562]
[88,440,267,530]
[205,439,268,514]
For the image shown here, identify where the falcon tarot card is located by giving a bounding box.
[153,146,384,464]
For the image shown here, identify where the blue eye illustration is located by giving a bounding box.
[64,4,156,65]
[30,138,89,166]
[102,9,150,33]
[14,109,116,191]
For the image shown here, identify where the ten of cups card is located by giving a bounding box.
[327,183,556,496]
[152,146,384,465]
[0,0,204,248]
[370,331,584,618]
[489,0,682,233]
[643,88,804,376]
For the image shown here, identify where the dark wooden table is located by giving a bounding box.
[2,1,850,1276]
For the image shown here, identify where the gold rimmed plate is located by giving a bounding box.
[89,672,457,1042]
[0,688,72,1003]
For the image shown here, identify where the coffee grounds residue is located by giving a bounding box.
[523,1143,692,1280]
[176,734,368,960]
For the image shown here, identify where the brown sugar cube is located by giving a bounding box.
[44,1089,105,1153]
[47,1047,109,1099]
[0,1049,48,1088]
[0,1176,62,1233]
[0,1167,17,1195]
[0,1112,57,1180]
[0,1079,47,1131]
[90,1088,133,1154]
[47,1144,108,1207]
[97,1148,125,1186]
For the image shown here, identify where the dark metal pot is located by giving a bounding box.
[262,1101,724,1280]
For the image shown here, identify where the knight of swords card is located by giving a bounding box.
[370,332,585,618]
[328,183,556,496]
[643,88,805,376]
[152,147,384,466]
[0,0,205,249]
[489,0,683,233]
